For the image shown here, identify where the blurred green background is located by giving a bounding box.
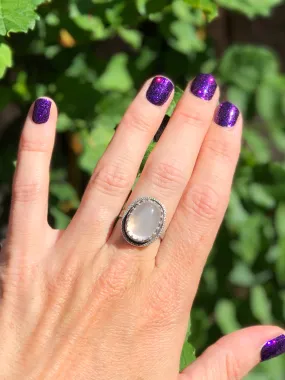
[1,1,285,378]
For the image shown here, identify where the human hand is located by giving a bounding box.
[1,74,284,380]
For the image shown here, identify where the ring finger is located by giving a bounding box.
[109,74,219,260]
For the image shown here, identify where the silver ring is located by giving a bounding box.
[121,197,166,247]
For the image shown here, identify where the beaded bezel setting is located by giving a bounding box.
[121,197,166,247]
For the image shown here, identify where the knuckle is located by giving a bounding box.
[12,182,43,203]
[123,109,152,134]
[184,184,220,221]
[203,344,241,380]
[96,256,137,300]
[91,163,132,196]
[147,161,186,193]
[204,138,236,164]
[20,137,49,154]
[223,349,241,380]
[47,264,76,296]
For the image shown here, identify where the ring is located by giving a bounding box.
[121,197,166,247]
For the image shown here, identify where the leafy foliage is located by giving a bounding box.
[0,43,12,78]
[0,0,45,35]
[216,0,283,17]
[1,0,285,377]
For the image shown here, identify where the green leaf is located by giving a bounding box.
[139,142,156,174]
[248,183,276,209]
[0,43,12,78]
[169,20,205,55]
[180,319,196,371]
[105,3,125,27]
[256,80,280,122]
[216,0,282,18]
[50,183,79,208]
[243,129,271,164]
[276,203,285,238]
[50,207,71,230]
[118,28,142,50]
[250,286,272,324]
[275,237,285,286]
[0,0,45,36]
[32,0,46,5]
[232,214,263,265]
[262,355,285,380]
[219,45,279,92]
[135,47,156,71]
[69,4,108,40]
[183,0,218,21]
[95,91,134,128]
[215,300,240,334]
[227,85,250,114]
[136,0,149,15]
[180,340,196,371]
[167,86,183,117]
[96,53,133,93]
[79,126,114,174]
[244,372,269,380]
[204,267,218,293]
[12,71,31,101]
[226,189,249,230]
[56,113,72,132]
[229,261,255,287]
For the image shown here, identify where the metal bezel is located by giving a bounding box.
[121,197,166,247]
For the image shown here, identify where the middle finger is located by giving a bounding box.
[62,76,174,253]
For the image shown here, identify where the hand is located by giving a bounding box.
[0,74,284,380]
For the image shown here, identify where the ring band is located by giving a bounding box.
[121,197,166,247]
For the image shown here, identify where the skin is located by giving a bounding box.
[0,77,282,380]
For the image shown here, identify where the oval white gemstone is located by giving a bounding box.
[126,201,162,243]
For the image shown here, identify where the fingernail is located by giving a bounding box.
[215,101,240,128]
[261,334,285,362]
[190,73,217,101]
[146,76,174,106]
[32,98,52,124]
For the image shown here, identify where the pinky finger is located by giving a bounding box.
[179,326,285,380]
[7,98,57,262]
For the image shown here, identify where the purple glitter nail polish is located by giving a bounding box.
[215,101,240,128]
[190,73,217,101]
[146,76,174,106]
[261,334,285,362]
[32,98,52,124]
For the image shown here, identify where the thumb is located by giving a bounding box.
[179,326,285,380]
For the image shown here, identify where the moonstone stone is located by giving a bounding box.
[126,201,162,243]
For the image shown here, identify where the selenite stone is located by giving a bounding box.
[126,201,162,242]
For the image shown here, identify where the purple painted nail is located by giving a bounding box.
[146,76,174,106]
[215,101,240,128]
[190,73,217,101]
[261,334,285,362]
[32,98,52,124]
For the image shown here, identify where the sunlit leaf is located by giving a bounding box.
[180,340,196,371]
[0,0,45,35]
[216,0,282,18]
[0,43,12,78]
[215,300,241,334]
[96,53,133,92]
[250,286,272,324]
[183,0,218,20]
